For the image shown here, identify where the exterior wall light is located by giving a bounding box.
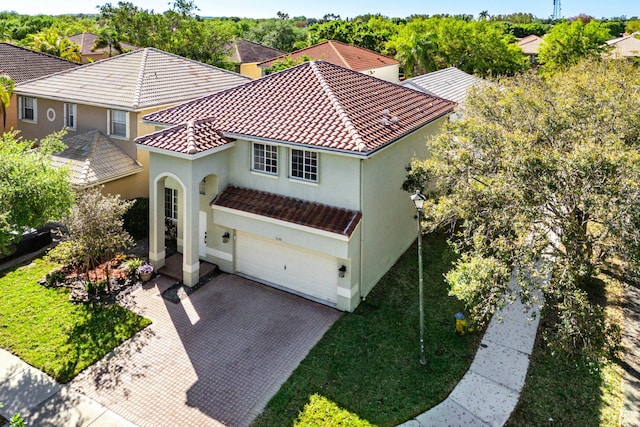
[222,232,230,243]
[338,265,347,278]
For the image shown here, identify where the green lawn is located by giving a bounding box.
[0,258,151,383]
[252,233,481,427]
[507,273,625,426]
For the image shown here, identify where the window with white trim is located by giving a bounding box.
[252,142,278,175]
[19,96,37,122]
[64,103,77,129]
[290,149,318,182]
[164,187,178,220]
[108,109,128,138]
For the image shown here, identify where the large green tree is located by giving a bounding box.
[0,131,73,252]
[0,75,15,130]
[405,59,640,362]
[538,20,612,72]
[23,29,82,62]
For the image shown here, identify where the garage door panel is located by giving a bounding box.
[236,232,338,304]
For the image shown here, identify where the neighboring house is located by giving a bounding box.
[68,32,140,64]
[226,39,284,78]
[257,40,400,83]
[605,33,640,59]
[14,47,251,199]
[0,42,78,132]
[517,34,543,64]
[401,67,487,105]
[137,60,454,310]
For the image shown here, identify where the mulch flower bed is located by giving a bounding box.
[39,257,143,304]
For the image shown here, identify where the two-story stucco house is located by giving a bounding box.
[136,61,454,311]
[14,47,251,198]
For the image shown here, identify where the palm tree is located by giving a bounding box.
[0,75,15,131]
[25,30,82,63]
[92,28,124,58]
[396,32,439,78]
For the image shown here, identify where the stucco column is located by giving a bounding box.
[149,177,166,269]
[182,181,200,286]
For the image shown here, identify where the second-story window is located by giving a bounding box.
[290,149,318,182]
[19,96,37,122]
[252,142,278,175]
[108,109,128,138]
[64,103,77,130]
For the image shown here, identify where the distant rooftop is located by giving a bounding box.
[257,40,398,71]
[226,40,284,64]
[0,42,78,83]
[68,32,140,56]
[15,47,251,110]
[401,67,486,104]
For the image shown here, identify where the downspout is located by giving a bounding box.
[360,157,365,301]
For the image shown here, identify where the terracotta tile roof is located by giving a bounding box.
[257,40,398,70]
[212,185,362,237]
[134,119,232,154]
[401,67,488,104]
[52,130,143,188]
[68,32,139,56]
[139,61,454,155]
[15,48,251,110]
[227,40,284,64]
[0,42,78,83]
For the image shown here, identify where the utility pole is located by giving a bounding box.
[552,0,561,20]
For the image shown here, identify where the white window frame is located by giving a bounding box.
[63,103,77,130]
[290,148,319,182]
[107,109,129,139]
[164,187,178,221]
[18,96,37,123]
[252,142,278,175]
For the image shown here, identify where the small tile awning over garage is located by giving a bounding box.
[211,185,361,237]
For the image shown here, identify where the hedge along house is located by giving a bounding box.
[14,48,251,199]
[137,61,454,311]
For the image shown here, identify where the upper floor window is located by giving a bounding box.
[64,103,77,130]
[290,149,318,182]
[252,142,278,175]
[19,96,37,122]
[108,109,128,138]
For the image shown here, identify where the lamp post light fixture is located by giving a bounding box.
[410,189,427,366]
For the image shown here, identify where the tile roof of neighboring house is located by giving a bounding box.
[227,39,284,64]
[138,61,454,155]
[257,40,398,70]
[0,42,78,83]
[212,185,362,237]
[15,47,251,110]
[517,34,544,55]
[68,32,139,56]
[52,130,143,188]
[400,67,487,104]
[606,33,640,58]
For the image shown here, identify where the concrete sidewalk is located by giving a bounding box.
[399,270,547,427]
[0,348,137,427]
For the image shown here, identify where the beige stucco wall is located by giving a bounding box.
[228,140,361,210]
[364,64,400,84]
[359,116,447,297]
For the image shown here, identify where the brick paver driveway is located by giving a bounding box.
[70,273,341,427]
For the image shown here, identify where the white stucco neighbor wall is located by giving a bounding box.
[359,116,447,297]
[364,64,401,84]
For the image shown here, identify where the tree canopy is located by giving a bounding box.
[404,58,640,362]
[0,131,73,252]
[538,20,612,72]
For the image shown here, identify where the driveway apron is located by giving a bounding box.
[70,273,341,427]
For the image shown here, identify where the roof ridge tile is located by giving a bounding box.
[132,48,149,109]
[310,61,367,151]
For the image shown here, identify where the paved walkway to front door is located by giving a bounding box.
[70,273,341,427]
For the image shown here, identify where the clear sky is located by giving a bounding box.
[2,0,637,20]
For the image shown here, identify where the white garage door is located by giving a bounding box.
[236,232,338,305]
